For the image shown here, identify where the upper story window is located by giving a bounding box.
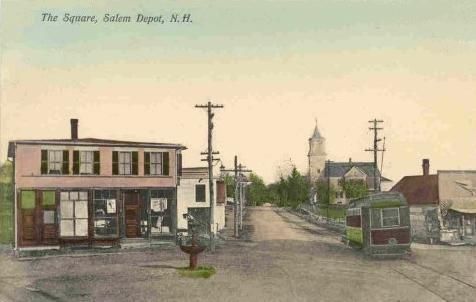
[112,151,138,175]
[48,150,62,173]
[144,152,170,175]
[119,152,131,175]
[73,151,100,175]
[150,153,162,174]
[41,150,69,175]
[80,151,93,174]
[195,184,206,203]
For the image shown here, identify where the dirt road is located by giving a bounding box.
[0,206,474,302]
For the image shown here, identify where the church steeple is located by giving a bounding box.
[308,119,326,183]
[311,119,322,140]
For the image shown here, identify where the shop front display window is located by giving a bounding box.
[94,190,118,237]
[150,190,174,236]
[60,191,88,237]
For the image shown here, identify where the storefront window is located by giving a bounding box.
[150,190,174,235]
[60,191,89,237]
[93,190,118,237]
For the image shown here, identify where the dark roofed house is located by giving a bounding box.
[391,159,476,245]
[321,159,391,205]
[390,159,440,243]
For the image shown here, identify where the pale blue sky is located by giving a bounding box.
[1,0,476,182]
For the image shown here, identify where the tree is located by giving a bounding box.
[223,173,235,198]
[246,173,268,206]
[340,179,368,199]
[315,179,336,206]
[286,167,309,208]
[267,167,309,208]
[0,162,14,244]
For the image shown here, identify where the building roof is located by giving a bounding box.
[8,138,186,158]
[310,124,323,140]
[390,175,439,205]
[309,119,324,141]
[181,167,225,180]
[324,161,387,180]
[181,167,209,179]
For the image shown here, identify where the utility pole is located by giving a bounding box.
[238,164,244,231]
[326,160,331,222]
[380,137,386,189]
[365,119,385,192]
[195,101,223,251]
[220,156,251,238]
[234,156,239,237]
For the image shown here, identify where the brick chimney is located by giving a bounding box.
[422,159,430,176]
[70,119,78,140]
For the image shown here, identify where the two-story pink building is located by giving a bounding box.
[7,119,185,250]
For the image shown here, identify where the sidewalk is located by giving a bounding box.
[411,242,476,251]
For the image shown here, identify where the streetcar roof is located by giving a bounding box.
[347,192,407,208]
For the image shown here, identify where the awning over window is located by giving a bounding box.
[445,199,476,214]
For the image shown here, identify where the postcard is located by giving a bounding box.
[0,1,475,301]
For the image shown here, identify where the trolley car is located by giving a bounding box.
[344,192,411,256]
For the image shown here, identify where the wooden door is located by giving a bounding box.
[40,191,58,244]
[124,192,140,238]
[19,191,38,246]
[18,190,58,247]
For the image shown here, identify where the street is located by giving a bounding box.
[1,206,475,302]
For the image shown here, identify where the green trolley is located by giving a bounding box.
[344,192,411,257]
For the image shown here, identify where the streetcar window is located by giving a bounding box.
[346,208,361,216]
[381,208,400,227]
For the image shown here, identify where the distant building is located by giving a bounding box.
[323,160,391,204]
[391,159,476,244]
[308,122,326,184]
[390,159,440,243]
[176,167,226,236]
[307,122,390,205]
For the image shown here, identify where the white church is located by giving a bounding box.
[307,122,391,205]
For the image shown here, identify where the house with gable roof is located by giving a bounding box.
[307,121,391,205]
[391,159,476,244]
[323,159,392,204]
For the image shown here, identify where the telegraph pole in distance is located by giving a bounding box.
[365,119,385,192]
[195,101,223,251]
[220,156,251,238]
[326,160,332,222]
[234,156,239,237]
[238,163,244,231]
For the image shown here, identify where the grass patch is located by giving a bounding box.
[177,266,216,279]
[316,207,345,219]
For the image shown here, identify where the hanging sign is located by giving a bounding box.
[106,199,116,214]
[151,198,167,212]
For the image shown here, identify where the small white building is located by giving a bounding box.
[177,167,226,235]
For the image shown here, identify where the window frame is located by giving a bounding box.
[79,151,94,175]
[118,151,132,175]
[59,191,89,238]
[380,207,400,227]
[149,152,163,175]
[93,190,119,238]
[48,150,63,174]
[195,184,206,203]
